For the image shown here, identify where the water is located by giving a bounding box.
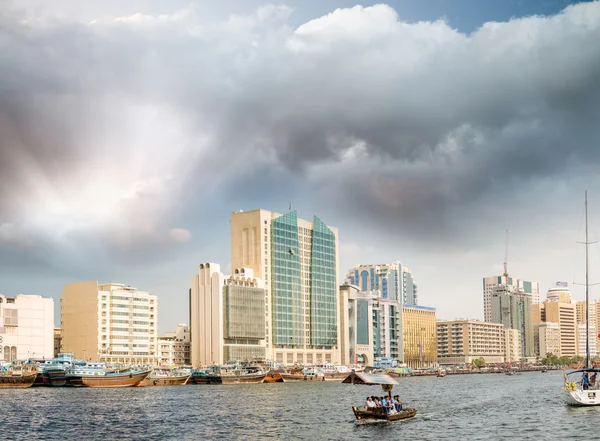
[0,371,596,440]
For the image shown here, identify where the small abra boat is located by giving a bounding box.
[343,372,417,423]
[0,362,38,389]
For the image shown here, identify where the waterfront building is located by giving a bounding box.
[190,264,266,366]
[483,275,539,323]
[402,305,437,368]
[577,323,598,358]
[53,327,62,357]
[337,285,374,366]
[230,209,339,365]
[0,294,54,361]
[490,285,534,358]
[532,299,577,357]
[158,324,191,366]
[345,262,418,305]
[505,328,522,363]
[436,320,505,365]
[61,281,158,364]
[533,322,560,358]
[546,283,572,303]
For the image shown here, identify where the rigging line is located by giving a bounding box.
[572,201,586,287]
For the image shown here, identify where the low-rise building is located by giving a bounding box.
[0,294,55,361]
[190,264,266,366]
[158,324,191,366]
[534,322,560,357]
[437,320,505,365]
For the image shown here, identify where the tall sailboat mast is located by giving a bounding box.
[585,191,590,369]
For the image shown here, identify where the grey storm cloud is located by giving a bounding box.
[1,1,600,257]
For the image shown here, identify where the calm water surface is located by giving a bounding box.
[0,371,596,440]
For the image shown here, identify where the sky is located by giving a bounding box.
[1,0,600,333]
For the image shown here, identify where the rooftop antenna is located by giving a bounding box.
[503,229,509,278]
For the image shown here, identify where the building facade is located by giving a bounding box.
[577,323,598,358]
[190,264,266,366]
[54,327,62,357]
[337,285,374,366]
[505,328,522,363]
[158,324,191,366]
[533,299,577,357]
[345,262,418,306]
[437,320,505,365]
[402,305,437,368]
[0,294,54,361]
[483,275,539,323]
[490,285,534,358]
[61,281,158,364]
[534,322,560,358]
[230,209,340,365]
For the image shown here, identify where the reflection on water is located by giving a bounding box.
[1,371,598,440]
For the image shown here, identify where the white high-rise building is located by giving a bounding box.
[0,294,54,361]
[190,264,267,367]
[483,275,539,322]
[577,323,598,358]
[61,281,158,364]
[158,324,191,366]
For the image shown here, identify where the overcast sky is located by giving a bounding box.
[1,0,600,333]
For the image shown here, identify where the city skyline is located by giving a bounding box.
[2,1,600,333]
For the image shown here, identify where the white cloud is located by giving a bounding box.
[169,228,192,243]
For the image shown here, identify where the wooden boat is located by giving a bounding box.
[34,371,50,386]
[188,371,223,384]
[281,372,310,382]
[352,406,417,422]
[138,372,191,387]
[437,371,447,377]
[262,369,284,383]
[0,363,38,389]
[343,371,417,423]
[68,369,151,387]
[505,371,521,376]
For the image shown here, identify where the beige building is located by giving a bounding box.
[402,306,437,368]
[338,285,375,366]
[534,322,560,357]
[505,328,522,363]
[190,264,266,366]
[158,324,191,366]
[0,294,54,361]
[576,300,598,357]
[437,320,505,365]
[231,209,340,365]
[53,327,62,357]
[533,300,577,357]
[61,281,158,364]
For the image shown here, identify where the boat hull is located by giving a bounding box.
[34,372,50,386]
[0,373,38,389]
[220,373,266,384]
[352,406,417,422]
[263,370,284,383]
[48,369,69,387]
[565,389,600,406]
[68,370,150,388]
[138,374,191,387]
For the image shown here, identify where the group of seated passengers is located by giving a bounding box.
[364,395,403,414]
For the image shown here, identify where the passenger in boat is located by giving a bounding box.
[583,372,591,390]
[380,397,389,414]
[364,397,374,411]
[394,395,403,412]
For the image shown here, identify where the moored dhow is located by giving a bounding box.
[138,368,192,387]
[67,361,151,387]
[0,362,38,388]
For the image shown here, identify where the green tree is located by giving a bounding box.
[472,358,486,368]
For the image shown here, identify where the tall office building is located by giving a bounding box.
[231,209,339,365]
[437,320,505,365]
[491,285,534,358]
[190,264,266,366]
[61,281,158,364]
[0,294,54,361]
[345,262,418,305]
[483,275,539,322]
[402,305,437,368]
[575,300,598,356]
[505,329,522,363]
[532,298,577,357]
[546,282,572,303]
[337,284,374,366]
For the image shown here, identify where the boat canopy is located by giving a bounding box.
[566,368,600,375]
[342,372,399,385]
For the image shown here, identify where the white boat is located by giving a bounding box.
[564,192,600,406]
